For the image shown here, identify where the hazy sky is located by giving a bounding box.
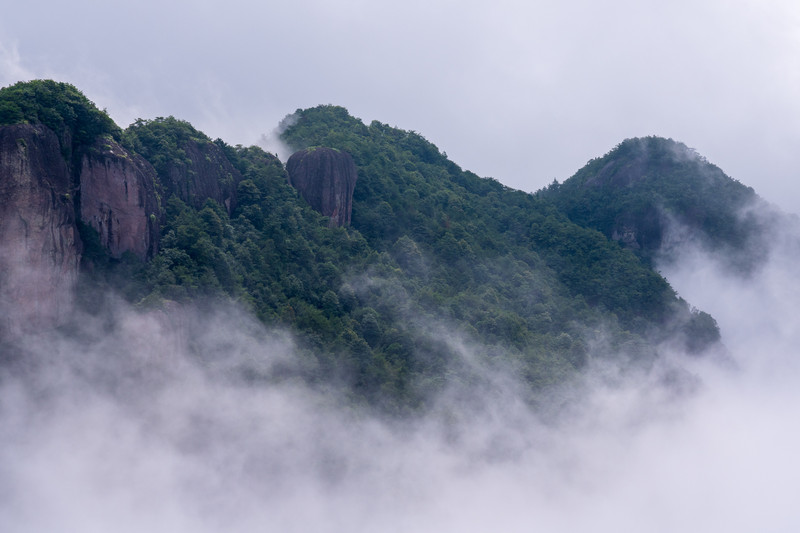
[2,0,799,212]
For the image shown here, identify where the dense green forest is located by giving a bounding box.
[1,81,722,412]
[0,80,120,164]
[542,136,772,270]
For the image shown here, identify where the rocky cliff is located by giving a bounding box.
[0,124,80,334]
[0,120,163,334]
[286,147,357,227]
[161,139,243,215]
[79,136,160,260]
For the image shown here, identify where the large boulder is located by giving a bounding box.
[286,147,357,227]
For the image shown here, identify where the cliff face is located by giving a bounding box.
[79,137,160,260]
[161,140,243,214]
[286,148,357,227]
[0,121,164,334]
[0,124,80,333]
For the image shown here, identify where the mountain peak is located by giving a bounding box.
[546,136,768,270]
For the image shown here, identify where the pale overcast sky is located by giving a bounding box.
[2,0,799,211]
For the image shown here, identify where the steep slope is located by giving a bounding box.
[543,136,777,271]
[79,135,160,260]
[124,117,243,215]
[105,105,719,409]
[0,80,159,333]
[280,107,695,329]
[0,82,723,411]
[0,124,79,334]
[279,106,720,372]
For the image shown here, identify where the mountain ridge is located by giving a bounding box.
[0,80,740,410]
[542,136,777,272]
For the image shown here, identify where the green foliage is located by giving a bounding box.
[543,136,765,269]
[281,106,678,330]
[123,116,210,178]
[0,80,120,155]
[275,105,713,398]
[75,104,719,412]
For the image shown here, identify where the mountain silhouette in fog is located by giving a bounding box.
[9,80,787,409]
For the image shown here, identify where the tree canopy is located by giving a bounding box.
[0,80,120,155]
[3,83,721,412]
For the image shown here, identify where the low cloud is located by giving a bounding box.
[257,112,299,163]
[3,207,800,532]
[0,42,32,87]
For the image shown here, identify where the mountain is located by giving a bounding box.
[542,136,780,272]
[0,80,728,411]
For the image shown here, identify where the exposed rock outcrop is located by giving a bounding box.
[286,147,357,227]
[161,140,243,214]
[79,136,160,260]
[0,124,80,334]
[0,121,164,335]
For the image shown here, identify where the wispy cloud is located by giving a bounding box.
[3,207,800,532]
[0,42,32,87]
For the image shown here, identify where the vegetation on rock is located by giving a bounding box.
[543,136,771,271]
[1,81,725,412]
[0,80,120,162]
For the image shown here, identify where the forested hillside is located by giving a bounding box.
[102,108,720,409]
[0,81,720,412]
[542,136,777,271]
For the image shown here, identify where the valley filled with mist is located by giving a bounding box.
[1,80,799,532]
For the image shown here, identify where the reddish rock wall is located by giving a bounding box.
[162,140,243,214]
[286,148,357,227]
[79,137,159,260]
[0,124,80,334]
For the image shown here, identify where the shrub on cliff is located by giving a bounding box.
[0,80,120,154]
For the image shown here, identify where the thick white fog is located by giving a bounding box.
[3,217,800,532]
